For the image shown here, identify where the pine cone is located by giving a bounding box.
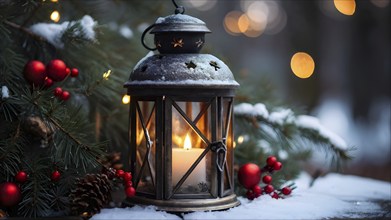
[69,174,112,218]
[98,152,123,170]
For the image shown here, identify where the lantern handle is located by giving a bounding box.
[210,140,227,172]
[141,23,157,51]
[172,0,185,14]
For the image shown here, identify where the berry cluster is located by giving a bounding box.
[238,156,295,200]
[23,59,79,101]
[115,169,136,198]
[0,169,60,208]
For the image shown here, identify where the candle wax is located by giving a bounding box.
[172,148,206,188]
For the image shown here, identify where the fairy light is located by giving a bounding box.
[290,52,315,79]
[51,0,58,2]
[122,95,131,104]
[102,70,112,80]
[50,10,60,22]
[237,135,245,144]
[333,0,356,16]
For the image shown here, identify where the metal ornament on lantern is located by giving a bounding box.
[124,0,240,212]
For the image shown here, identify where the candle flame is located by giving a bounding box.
[184,134,192,150]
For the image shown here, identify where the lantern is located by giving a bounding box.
[124,1,240,212]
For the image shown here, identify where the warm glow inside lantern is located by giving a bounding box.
[124,2,240,212]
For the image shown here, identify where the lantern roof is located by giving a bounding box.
[124,53,239,89]
[150,14,211,33]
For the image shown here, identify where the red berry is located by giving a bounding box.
[238,163,261,189]
[116,169,125,178]
[282,187,292,195]
[266,156,277,166]
[264,184,274,194]
[15,171,28,183]
[123,172,132,182]
[54,87,63,97]
[246,190,255,200]
[124,181,132,188]
[66,67,71,75]
[262,175,272,184]
[47,59,67,81]
[125,186,136,197]
[70,68,79,77]
[252,185,262,198]
[0,182,22,207]
[273,161,282,171]
[60,90,70,101]
[51,170,61,182]
[271,192,280,199]
[44,77,54,88]
[24,60,47,86]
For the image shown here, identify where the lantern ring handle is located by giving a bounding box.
[141,23,157,51]
[172,0,185,14]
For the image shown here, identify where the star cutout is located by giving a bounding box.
[155,40,161,48]
[195,39,204,48]
[185,61,197,69]
[209,61,220,71]
[172,38,184,48]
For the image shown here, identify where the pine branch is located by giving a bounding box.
[234,103,351,164]
[18,157,53,218]
[2,19,47,43]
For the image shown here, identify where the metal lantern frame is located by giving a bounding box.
[124,1,240,212]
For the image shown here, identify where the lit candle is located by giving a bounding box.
[172,134,206,187]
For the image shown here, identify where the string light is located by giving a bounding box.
[237,135,244,144]
[51,0,58,2]
[122,95,131,104]
[333,0,356,16]
[102,70,112,80]
[290,52,315,79]
[50,10,60,22]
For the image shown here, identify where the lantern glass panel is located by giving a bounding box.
[171,101,212,195]
[222,98,234,193]
[135,101,156,194]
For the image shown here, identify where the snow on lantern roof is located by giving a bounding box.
[125,53,239,88]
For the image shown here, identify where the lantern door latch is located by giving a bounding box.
[210,140,226,172]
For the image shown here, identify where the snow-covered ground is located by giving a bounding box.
[92,173,391,219]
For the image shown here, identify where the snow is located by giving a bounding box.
[1,85,9,99]
[29,15,97,48]
[155,14,205,24]
[269,108,294,125]
[296,115,348,150]
[315,97,390,163]
[234,103,269,118]
[119,25,133,39]
[92,173,391,219]
[129,79,239,86]
[133,51,155,70]
[234,103,348,151]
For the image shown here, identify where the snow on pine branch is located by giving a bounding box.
[234,103,348,151]
[29,15,97,48]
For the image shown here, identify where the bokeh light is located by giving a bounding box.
[370,0,390,8]
[238,14,250,33]
[223,11,242,35]
[237,135,244,144]
[290,52,315,79]
[122,95,130,104]
[50,10,60,22]
[185,0,217,11]
[333,0,356,16]
[226,1,286,38]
